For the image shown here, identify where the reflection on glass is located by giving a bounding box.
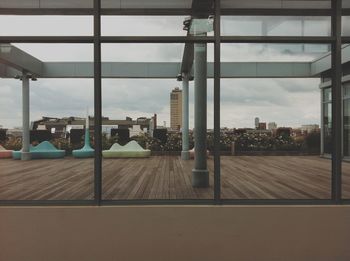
[0,16,93,36]
[221,1,331,9]
[219,78,331,200]
[323,87,332,155]
[102,16,187,36]
[343,0,350,8]
[100,43,215,200]
[188,18,214,36]
[221,43,331,62]
[342,17,350,36]
[222,16,331,36]
[343,82,350,199]
[101,43,184,62]
[344,83,350,157]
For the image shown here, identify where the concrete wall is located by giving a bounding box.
[0,206,349,261]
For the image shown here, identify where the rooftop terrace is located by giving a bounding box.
[1,155,349,200]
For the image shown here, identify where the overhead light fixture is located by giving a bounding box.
[176,74,183,81]
[14,73,38,81]
[183,16,192,31]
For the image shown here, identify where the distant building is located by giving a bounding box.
[268,122,277,130]
[301,124,320,134]
[254,117,260,129]
[32,115,157,138]
[258,122,267,130]
[246,129,272,135]
[170,87,182,130]
[6,127,23,137]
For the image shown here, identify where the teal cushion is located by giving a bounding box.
[12,141,65,160]
[72,145,94,158]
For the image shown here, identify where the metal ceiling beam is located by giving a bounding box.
[0,61,314,78]
[311,44,350,75]
[0,64,21,78]
[0,44,43,76]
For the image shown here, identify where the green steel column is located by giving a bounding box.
[192,31,209,187]
[181,73,190,160]
[21,73,31,160]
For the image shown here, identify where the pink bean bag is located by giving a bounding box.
[0,145,13,159]
[189,147,210,159]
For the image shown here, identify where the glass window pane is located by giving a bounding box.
[101,43,214,200]
[322,87,332,155]
[221,43,331,62]
[222,16,331,37]
[0,44,94,200]
[221,0,331,9]
[0,0,93,8]
[102,16,187,36]
[220,43,332,200]
[342,17,350,36]
[220,79,331,199]
[343,80,350,198]
[0,16,93,36]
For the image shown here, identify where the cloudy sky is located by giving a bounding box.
[0,15,332,129]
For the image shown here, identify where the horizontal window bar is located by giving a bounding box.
[0,8,192,16]
[100,36,215,43]
[221,199,336,205]
[342,199,350,204]
[3,8,348,17]
[0,36,94,43]
[0,200,95,206]
[343,8,350,15]
[0,199,348,206]
[343,37,350,43]
[221,36,335,44]
[101,199,216,206]
[0,36,335,44]
[0,8,94,16]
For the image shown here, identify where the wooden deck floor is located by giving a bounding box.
[0,156,349,200]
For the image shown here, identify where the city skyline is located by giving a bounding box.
[0,17,322,130]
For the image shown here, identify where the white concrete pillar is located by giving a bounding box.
[21,73,31,160]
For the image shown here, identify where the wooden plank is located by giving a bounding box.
[0,156,348,200]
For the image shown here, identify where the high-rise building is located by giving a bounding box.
[268,122,277,130]
[254,117,260,129]
[170,87,182,130]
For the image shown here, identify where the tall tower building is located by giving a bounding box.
[170,87,182,130]
[254,117,260,129]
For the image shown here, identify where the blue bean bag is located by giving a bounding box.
[12,141,65,160]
